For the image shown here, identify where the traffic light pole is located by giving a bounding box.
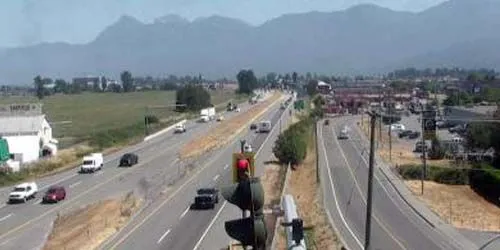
[364,112,377,250]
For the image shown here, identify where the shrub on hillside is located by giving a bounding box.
[396,164,468,185]
[273,119,312,166]
[469,163,500,205]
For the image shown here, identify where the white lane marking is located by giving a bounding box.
[69,181,82,188]
[332,126,406,249]
[0,238,11,246]
[38,173,78,190]
[180,206,190,219]
[193,100,288,250]
[0,204,5,210]
[193,202,227,250]
[0,214,12,222]
[223,164,229,170]
[320,125,364,249]
[156,229,171,244]
[213,174,220,182]
[34,199,42,204]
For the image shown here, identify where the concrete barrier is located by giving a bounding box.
[144,119,187,141]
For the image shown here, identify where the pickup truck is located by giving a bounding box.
[8,182,38,203]
[174,124,187,133]
[190,188,219,209]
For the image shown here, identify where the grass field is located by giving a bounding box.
[0,90,243,147]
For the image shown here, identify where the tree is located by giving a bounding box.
[34,75,44,100]
[101,76,107,91]
[292,72,298,83]
[306,80,318,97]
[236,69,258,95]
[428,138,445,160]
[54,79,68,93]
[93,81,101,92]
[175,84,211,112]
[121,71,134,92]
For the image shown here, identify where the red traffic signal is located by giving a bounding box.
[232,152,255,183]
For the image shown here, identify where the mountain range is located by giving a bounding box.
[1,0,499,85]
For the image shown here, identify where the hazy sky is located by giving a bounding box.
[0,0,447,47]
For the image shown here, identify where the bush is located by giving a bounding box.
[273,118,312,165]
[89,122,144,149]
[145,115,159,124]
[397,164,468,185]
[469,163,500,205]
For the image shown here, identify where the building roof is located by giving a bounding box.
[0,115,46,134]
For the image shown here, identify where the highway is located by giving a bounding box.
[101,97,289,250]
[0,95,267,250]
[318,116,464,250]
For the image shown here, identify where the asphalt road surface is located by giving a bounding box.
[317,116,464,250]
[0,96,269,250]
[101,99,289,250]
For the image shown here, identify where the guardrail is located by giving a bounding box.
[269,162,291,250]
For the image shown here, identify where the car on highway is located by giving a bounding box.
[338,128,349,140]
[119,153,139,167]
[244,143,253,153]
[190,188,219,209]
[324,119,330,125]
[8,182,38,203]
[42,186,66,203]
[174,124,187,133]
[250,123,257,130]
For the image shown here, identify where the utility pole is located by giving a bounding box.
[364,111,377,250]
[421,111,427,195]
[378,91,383,148]
[388,90,392,162]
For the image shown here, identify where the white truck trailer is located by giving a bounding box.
[200,107,216,122]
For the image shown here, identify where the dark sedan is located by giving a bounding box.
[119,153,139,167]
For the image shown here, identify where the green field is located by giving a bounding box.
[0,90,242,147]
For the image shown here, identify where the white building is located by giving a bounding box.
[0,104,57,164]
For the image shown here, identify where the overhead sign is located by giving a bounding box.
[0,103,43,117]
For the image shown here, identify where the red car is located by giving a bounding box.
[42,186,66,203]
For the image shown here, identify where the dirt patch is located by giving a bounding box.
[179,93,283,159]
[276,126,343,250]
[359,120,449,167]
[43,192,142,250]
[406,180,500,232]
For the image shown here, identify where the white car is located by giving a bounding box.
[243,143,253,153]
[9,182,38,203]
[217,115,224,121]
[174,124,186,133]
[236,108,241,112]
[390,124,405,131]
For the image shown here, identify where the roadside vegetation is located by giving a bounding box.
[273,95,343,249]
[43,192,141,250]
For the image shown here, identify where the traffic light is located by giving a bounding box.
[232,152,255,183]
[222,178,267,249]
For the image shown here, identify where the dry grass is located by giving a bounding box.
[406,180,500,232]
[359,120,449,167]
[179,93,283,159]
[276,127,343,250]
[43,192,142,250]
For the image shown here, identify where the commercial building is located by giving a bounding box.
[0,103,57,166]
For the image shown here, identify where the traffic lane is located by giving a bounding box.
[105,104,285,249]
[318,124,363,250]
[0,151,180,240]
[191,107,290,250]
[120,106,286,250]
[124,105,286,250]
[0,137,186,229]
[0,98,251,202]
[0,105,239,220]
[324,125,406,250]
[338,120,450,250]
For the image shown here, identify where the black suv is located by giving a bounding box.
[119,153,138,167]
[190,188,219,209]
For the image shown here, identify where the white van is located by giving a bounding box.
[80,153,104,173]
[258,121,272,133]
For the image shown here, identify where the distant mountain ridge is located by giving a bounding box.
[1,0,499,85]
